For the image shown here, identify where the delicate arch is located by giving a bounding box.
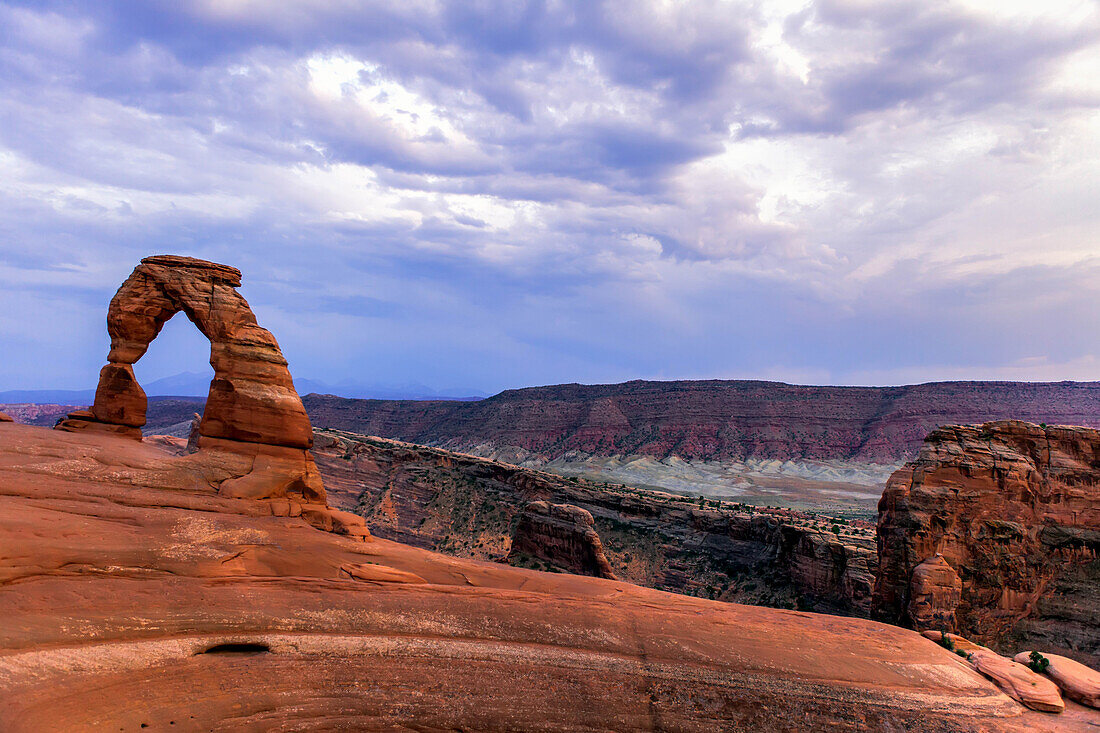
[59,255,313,449]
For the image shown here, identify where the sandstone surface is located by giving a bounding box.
[1015,652,1100,709]
[0,410,11,422]
[509,500,617,579]
[56,255,312,448]
[909,554,964,631]
[968,650,1065,713]
[3,420,1096,731]
[873,421,1100,666]
[923,630,994,655]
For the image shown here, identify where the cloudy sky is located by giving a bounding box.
[1,0,1098,395]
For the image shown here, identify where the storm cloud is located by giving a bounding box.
[1,0,1098,392]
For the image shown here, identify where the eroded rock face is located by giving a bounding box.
[908,554,963,631]
[873,421,1100,665]
[0,410,12,422]
[509,501,617,579]
[311,430,877,614]
[968,650,1065,713]
[55,255,325,504]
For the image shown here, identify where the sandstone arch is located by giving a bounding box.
[58,255,311,447]
[57,255,328,504]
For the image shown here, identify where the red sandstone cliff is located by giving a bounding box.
[873,421,1100,666]
[508,501,618,579]
[302,380,1100,464]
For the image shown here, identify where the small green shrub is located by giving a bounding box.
[1027,651,1050,673]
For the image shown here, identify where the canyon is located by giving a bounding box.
[11,419,1091,730]
[312,429,878,614]
[301,381,1100,512]
[301,379,1100,464]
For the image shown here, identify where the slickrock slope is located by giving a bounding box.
[4,421,1096,731]
[1014,652,1100,709]
[313,429,878,615]
[873,421,1100,666]
[303,379,1100,464]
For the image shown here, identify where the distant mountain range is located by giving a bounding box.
[0,371,487,403]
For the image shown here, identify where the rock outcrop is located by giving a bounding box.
[3,420,1093,731]
[908,554,963,631]
[0,410,12,422]
[873,421,1100,665]
[968,649,1065,713]
[1015,652,1100,709]
[55,255,325,504]
[311,430,877,614]
[509,501,617,579]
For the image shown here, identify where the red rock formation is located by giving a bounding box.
[0,410,12,422]
[55,255,325,504]
[0,403,79,426]
[4,420,1092,731]
[1015,652,1100,709]
[508,500,617,579]
[908,554,963,631]
[873,421,1100,665]
[968,650,1065,713]
[58,255,311,447]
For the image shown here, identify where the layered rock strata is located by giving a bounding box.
[312,430,876,614]
[302,380,1100,464]
[873,421,1100,666]
[508,501,617,579]
[968,650,1065,713]
[55,255,324,504]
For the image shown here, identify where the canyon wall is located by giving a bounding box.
[303,380,1100,464]
[873,421,1100,667]
[312,429,876,614]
